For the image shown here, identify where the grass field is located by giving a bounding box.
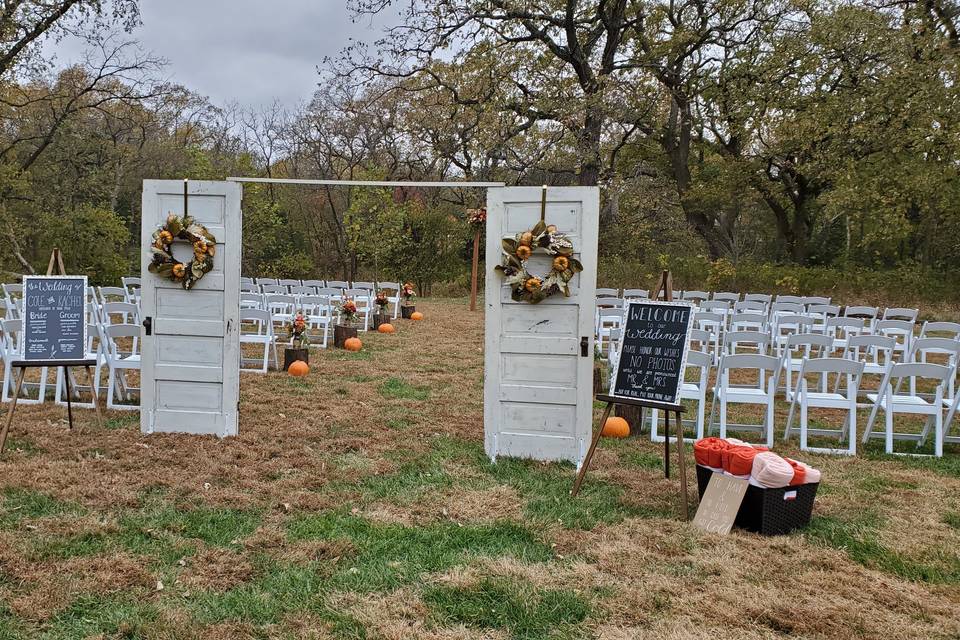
[0,298,959,639]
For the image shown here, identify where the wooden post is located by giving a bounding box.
[674,407,690,520]
[469,227,481,311]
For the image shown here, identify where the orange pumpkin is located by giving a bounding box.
[344,337,363,351]
[601,416,630,438]
[410,312,424,321]
[288,360,309,377]
[378,323,395,334]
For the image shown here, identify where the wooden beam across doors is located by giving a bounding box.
[225,177,506,188]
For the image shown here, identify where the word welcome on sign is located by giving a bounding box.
[611,300,694,407]
[22,276,88,362]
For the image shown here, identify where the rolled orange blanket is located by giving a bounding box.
[751,452,795,488]
[785,458,807,485]
[726,446,761,476]
[786,458,821,484]
[694,437,728,468]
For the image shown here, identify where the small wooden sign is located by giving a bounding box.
[692,473,749,534]
[22,275,88,362]
[611,300,694,407]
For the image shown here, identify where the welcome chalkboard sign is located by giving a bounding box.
[22,276,88,362]
[611,300,695,408]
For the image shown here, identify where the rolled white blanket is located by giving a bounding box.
[751,452,795,488]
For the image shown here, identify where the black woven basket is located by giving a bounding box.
[696,465,819,536]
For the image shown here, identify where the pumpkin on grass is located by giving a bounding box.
[410,311,424,321]
[601,416,630,438]
[288,360,309,377]
[344,337,363,352]
[378,323,395,334]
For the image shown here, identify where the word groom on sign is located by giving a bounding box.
[611,300,694,407]
[22,276,87,362]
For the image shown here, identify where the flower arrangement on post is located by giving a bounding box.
[338,299,358,326]
[334,299,360,348]
[288,312,309,349]
[400,282,417,319]
[283,311,310,370]
[374,291,390,313]
[372,290,391,330]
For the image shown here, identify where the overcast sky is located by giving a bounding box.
[47,0,393,109]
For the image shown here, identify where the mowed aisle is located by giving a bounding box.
[0,298,957,639]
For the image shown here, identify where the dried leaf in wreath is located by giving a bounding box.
[532,220,546,236]
[502,238,518,253]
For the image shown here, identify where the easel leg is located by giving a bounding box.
[64,366,74,431]
[664,411,671,479]
[571,402,613,497]
[0,369,26,454]
[86,366,103,427]
[675,410,689,520]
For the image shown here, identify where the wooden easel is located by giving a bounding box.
[0,248,103,454]
[571,270,691,519]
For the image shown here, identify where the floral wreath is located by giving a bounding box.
[147,213,216,290]
[494,220,583,303]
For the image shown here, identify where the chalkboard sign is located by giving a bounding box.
[22,276,88,362]
[611,300,694,407]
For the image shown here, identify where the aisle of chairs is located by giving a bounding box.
[0,278,405,409]
[595,289,960,458]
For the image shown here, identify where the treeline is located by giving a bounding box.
[1,1,959,301]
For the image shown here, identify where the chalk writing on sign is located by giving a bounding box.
[22,276,87,362]
[611,301,694,406]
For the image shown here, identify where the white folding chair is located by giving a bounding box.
[101,324,141,410]
[303,279,326,290]
[279,278,302,291]
[784,358,864,455]
[779,333,834,401]
[378,283,401,319]
[240,282,260,294]
[840,334,896,402]
[97,286,128,306]
[876,319,916,362]
[121,277,141,305]
[326,280,349,290]
[826,316,866,351]
[345,288,372,331]
[299,295,332,349]
[708,353,781,448]
[622,288,648,300]
[722,330,773,390]
[699,300,731,327]
[2,284,22,319]
[261,284,286,295]
[730,312,767,334]
[650,350,711,443]
[883,307,919,323]
[908,337,960,408]
[713,292,740,304]
[863,362,951,456]
[0,319,48,404]
[265,294,297,331]
[256,278,279,287]
[772,314,813,355]
[844,305,879,332]
[775,295,804,305]
[683,290,709,305]
[744,293,772,305]
[693,311,723,363]
[919,321,960,342]
[239,309,278,373]
[595,308,623,359]
[596,287,619,298]
[802,296,831,309]
[806,304,840,334]
[734,300,768,316]
[240,293,264,310]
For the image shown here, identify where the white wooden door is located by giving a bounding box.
[140,180,242,437]
[484,186,599,466]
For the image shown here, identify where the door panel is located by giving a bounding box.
[140,180,241,437]
[484,187,599,466]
